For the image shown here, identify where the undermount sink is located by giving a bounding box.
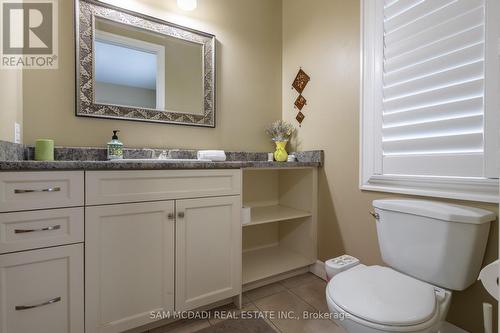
[115,158,212,162]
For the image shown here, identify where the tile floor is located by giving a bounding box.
[144,273,347,333]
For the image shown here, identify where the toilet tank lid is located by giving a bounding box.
[373,199,496,224]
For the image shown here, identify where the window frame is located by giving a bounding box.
[359,0,499,203]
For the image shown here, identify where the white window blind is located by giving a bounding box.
[381,0,486,177]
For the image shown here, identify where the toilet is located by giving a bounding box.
[326,199,496,333]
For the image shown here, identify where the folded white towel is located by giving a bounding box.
[197,150,226,161]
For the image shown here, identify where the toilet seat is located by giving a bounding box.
[327,266,439,327]
[326,295,441,333]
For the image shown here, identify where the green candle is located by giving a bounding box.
[35,139,54,161]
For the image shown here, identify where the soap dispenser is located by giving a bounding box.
[107,130,123,160]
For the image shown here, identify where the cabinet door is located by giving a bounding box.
[85,201,175,333]
[0,244,84,333]
[176,196,241,311]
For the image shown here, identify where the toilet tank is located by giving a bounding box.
[373,199,495,291]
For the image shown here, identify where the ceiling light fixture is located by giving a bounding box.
[177,0,197,11]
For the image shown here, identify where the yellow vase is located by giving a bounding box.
[273,140,289,162]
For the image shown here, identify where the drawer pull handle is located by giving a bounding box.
[178,212,185,218]
[14,225,61,234]
[14,187,61,194]
[15,297,61,311]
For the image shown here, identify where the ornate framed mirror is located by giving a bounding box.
[75,0,216,127]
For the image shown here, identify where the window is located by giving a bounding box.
[360,0,499,203]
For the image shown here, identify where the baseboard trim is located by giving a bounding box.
[124,297,236,333]
[309,260,327,281]
[440,321,469,333]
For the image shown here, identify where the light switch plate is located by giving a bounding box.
[14,122,21,143]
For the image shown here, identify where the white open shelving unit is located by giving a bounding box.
[243,205,312,227]
[242,168,318,286]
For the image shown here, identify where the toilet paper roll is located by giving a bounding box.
[478,260,498,301]
[241,207,251,225]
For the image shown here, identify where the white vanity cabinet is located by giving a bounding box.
[85,170,242,333]
[0,166,318,333]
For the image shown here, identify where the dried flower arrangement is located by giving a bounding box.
[265,120,296,142]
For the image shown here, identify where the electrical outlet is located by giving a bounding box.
[14,122,21,144]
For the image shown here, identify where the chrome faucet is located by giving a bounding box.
[158,150,169,160]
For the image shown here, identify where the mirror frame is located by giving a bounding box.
[75,0,216,127]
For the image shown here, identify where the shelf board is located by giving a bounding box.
[243,205,312,227]
[242,246,313,284]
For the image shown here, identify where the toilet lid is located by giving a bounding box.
[328,266,437,326]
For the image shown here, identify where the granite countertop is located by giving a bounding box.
[0,159,321,171]
[0,142,323,171]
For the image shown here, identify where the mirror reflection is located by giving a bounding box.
[93,18,204,115]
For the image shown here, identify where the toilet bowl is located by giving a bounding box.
[326,265,451,333]
[324,199,495,333]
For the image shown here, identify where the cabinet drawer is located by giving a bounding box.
[0,244,84,333]
[0,172,84,212]
[0,208,84,254]
[86,170,242,205]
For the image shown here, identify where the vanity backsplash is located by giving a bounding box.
[0,140,323,164]
[0,141,24,161]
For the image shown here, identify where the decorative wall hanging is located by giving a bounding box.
[292,68,311,94]
[294,95,307,111]
[296,112,305,125]
[292,68,310,126]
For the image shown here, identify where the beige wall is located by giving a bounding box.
[282,1,498,332]
[23,0,282,150]
[0,69,22,143]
